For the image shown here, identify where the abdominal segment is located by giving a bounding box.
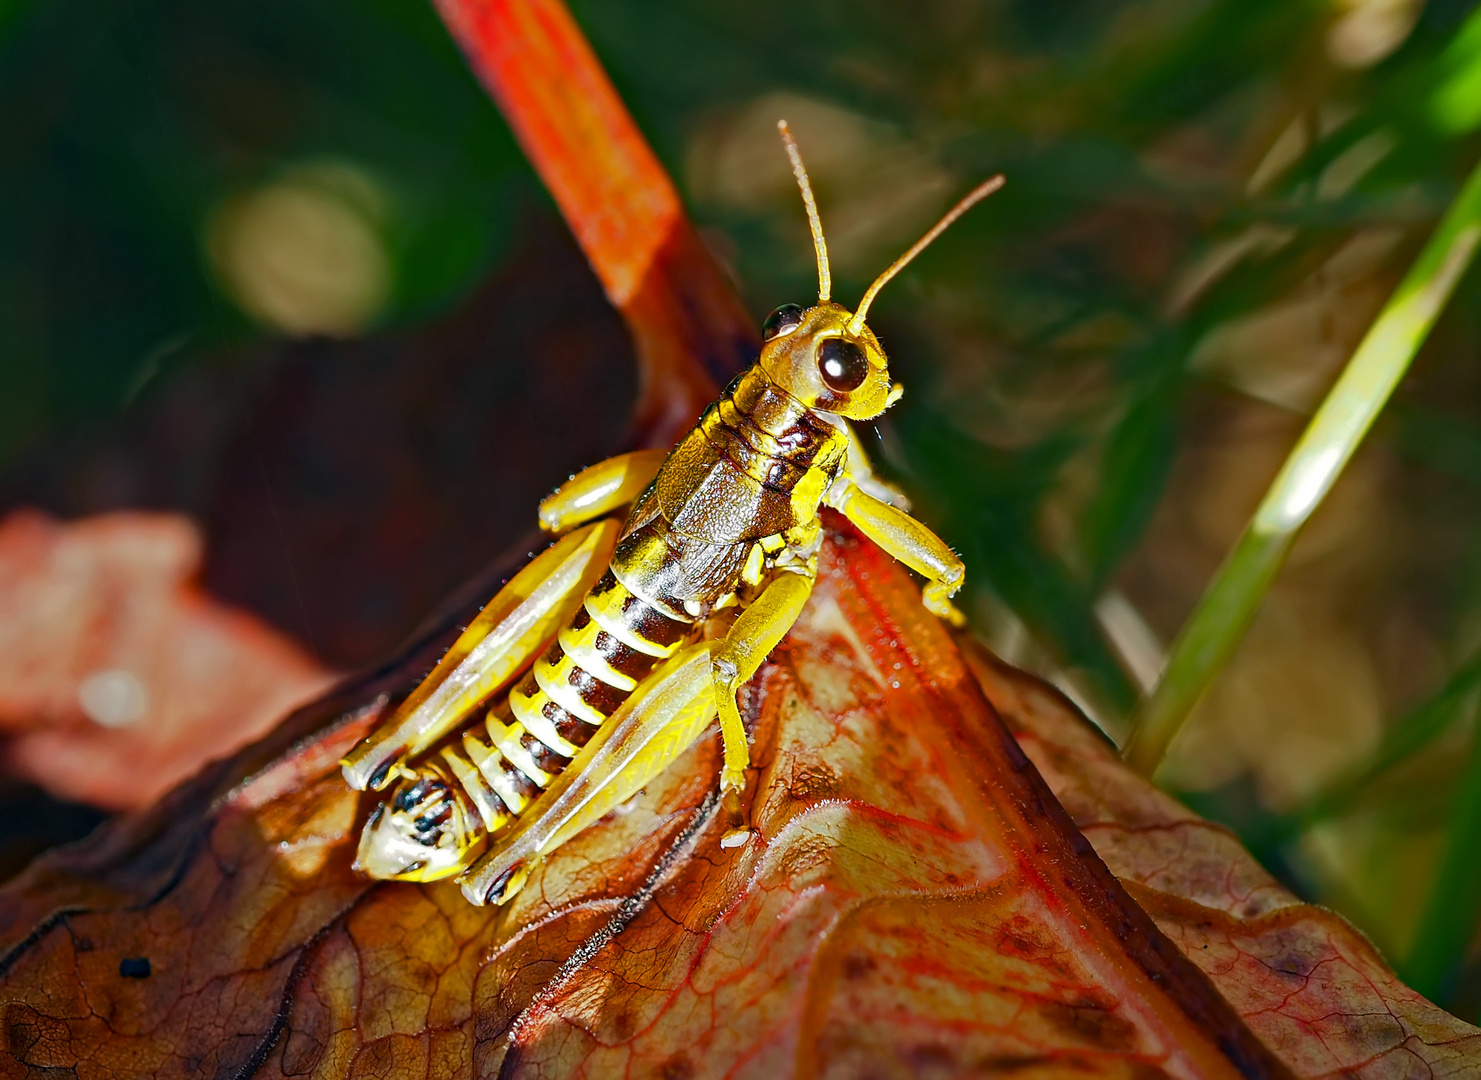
[360,570,691,881]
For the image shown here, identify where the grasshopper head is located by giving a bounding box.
[758,301,896,421]
[765,121,1002,423]
[354,767,481,882]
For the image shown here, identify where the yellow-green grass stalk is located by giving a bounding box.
[1124,160,1481,777]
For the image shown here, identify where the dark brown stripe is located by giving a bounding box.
[467,770,511,825]
[594,629,653,682]
[616,590,688,646]
[501,759,542,805]
[521,730,568,774]
[569,664,630,716]
[590,570,622,597]
[593,571,691,645]
[548,701,599,749]
[540,638,630,714]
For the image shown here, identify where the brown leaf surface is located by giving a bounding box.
[0,518,1474,1078]
[0,509,334,810]
[970,646,1481,1077]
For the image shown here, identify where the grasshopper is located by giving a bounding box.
[342,123,1003,906]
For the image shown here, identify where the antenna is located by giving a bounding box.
[777,120,831,303]
[848,174,1005,335]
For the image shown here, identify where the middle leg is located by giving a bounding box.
[712,570,814,843]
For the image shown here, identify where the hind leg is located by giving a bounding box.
[342,519,619,791]
[458,642,720,906]
[537,449,667,534]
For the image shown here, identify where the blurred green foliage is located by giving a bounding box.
[3,0,1481,1016]
[0,0,537,463]
[1125,152,1481,776]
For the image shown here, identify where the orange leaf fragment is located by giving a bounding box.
[1,517,1468,1076]
[0,509,334,810]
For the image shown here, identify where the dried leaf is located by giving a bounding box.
[971,645,1481,1077]
[0,509,333,810]
[1,516,1469,1077]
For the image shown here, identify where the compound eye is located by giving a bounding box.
[817,338,869,393]
[761,303,804,341]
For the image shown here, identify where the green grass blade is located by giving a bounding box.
[1429,6,1481,135]
[1123,158,1481,777]
[1403,694,1481,1004]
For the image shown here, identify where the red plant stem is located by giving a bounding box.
[433,0,757,444]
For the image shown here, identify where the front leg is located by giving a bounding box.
[712,570,814,844]
[828,478,965,626]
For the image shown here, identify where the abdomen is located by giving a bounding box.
[436,566,693,836]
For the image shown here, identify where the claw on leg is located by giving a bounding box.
[719,786,751,849]
[923,577,968,627]
[829,478,966,626]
